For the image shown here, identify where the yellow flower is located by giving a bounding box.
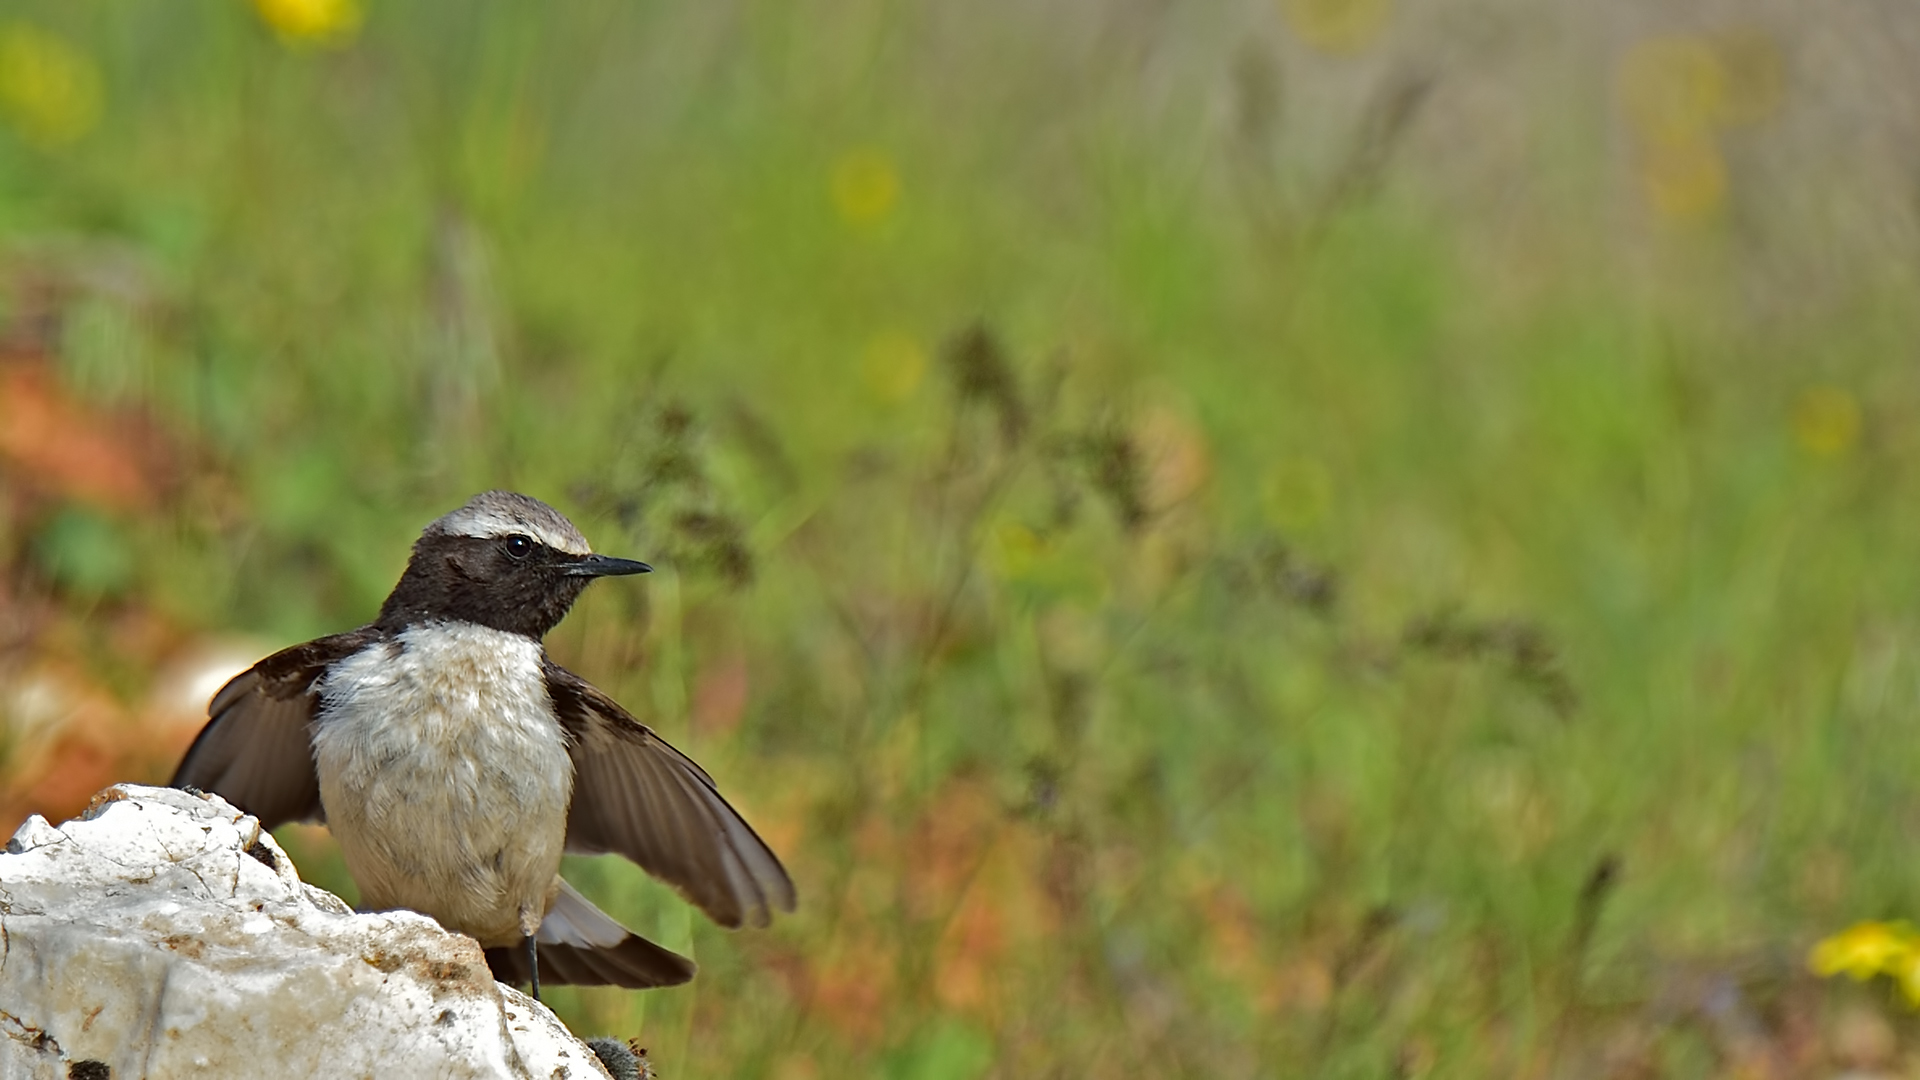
[1894,950,1920,1006]
[1619,36,1726,143]
[252,0,362,48]
[862,332,928,402]
[1281,0,1392,55]
[1638,134,1727,222]
[1620,32,1782,138]
[1792,386,1861,459]
[1809,921,1918,981]
[986,521,1045,583]
[1618,35,1742,222]
[831,148,900,227]
[984,519,1106,603]
[0,23,104,148]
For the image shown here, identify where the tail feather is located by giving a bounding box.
[485,937,695,989]
[537,879,632,949]
[484,878,697,990]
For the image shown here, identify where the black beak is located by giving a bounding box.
[567,554,653,578]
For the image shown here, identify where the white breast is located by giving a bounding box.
[311,621,574,946]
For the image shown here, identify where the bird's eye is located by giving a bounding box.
[504,534,535,560]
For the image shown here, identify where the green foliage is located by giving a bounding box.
[4,1,1918,1075]
[32,503,134,599]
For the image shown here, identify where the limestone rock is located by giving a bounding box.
[0,783,610,1079]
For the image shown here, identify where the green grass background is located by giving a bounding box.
[4,1,1920,1075]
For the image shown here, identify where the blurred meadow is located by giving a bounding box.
[4,0,1920,1075]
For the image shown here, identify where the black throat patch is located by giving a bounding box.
[375,533,593,640]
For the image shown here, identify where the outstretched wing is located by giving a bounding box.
[545,658,796,929]
[172,628,387,829]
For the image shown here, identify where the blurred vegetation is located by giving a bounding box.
[4,1,1920,1076]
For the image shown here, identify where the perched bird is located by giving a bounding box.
[172,491,793,997]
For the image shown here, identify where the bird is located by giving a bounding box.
[171,490,794,998]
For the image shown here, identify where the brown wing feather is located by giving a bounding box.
[171,627,386,829]
[546,658,797,929]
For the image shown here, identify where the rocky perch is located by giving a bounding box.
[0,783,613,1079]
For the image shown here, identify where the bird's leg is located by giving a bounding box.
[524,935,542,1002]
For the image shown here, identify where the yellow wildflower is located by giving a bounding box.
[862,332,927,402]
[986,521,1045,583]
[1893,950,1920,1006]
[1619,36,1725,143]
[1617,35,1736,222]
[1281,0,1392,56]
[984,519,1106,603]
[831,148,900,227]
[252,0,362,48]
[1809,921,1919,981]
[0,23,103,148]
[1638,134,1727,222]
[1617,32,1783,222]
[1792,386,1861,459]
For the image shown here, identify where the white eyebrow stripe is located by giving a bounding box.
[440,506,592,555]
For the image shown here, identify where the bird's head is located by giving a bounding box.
[376,490,650,640]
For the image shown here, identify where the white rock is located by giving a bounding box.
[0,784,610,1079]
